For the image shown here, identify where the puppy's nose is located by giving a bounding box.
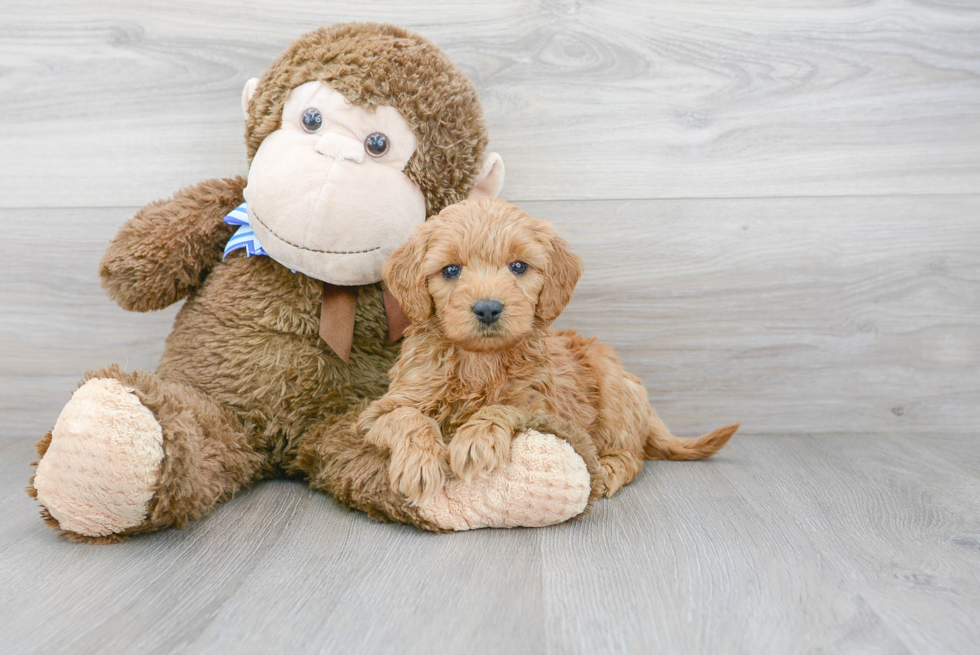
[472,299,504,326]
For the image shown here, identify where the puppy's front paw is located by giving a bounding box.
[419,429,591,530]
[449,419,512,482]
[389,441,450,506]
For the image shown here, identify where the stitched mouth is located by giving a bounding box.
[250,208,381,255]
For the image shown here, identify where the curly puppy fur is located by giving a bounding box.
[357,199,740,504]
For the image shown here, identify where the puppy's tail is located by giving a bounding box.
[643,412,739,461]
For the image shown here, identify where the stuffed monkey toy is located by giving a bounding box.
[27,23,597,542]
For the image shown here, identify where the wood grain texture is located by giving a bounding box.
[733,434,980,653]
[4,195,977,439]
[0,207,177,439]
[2,3,979,653]
[1,0,979,207]
[2,433,979,654]
[540,432,980,654]
[539,194,980,436]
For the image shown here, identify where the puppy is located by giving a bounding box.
[356,198,739,506]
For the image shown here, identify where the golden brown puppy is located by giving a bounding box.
[356,198,739,505]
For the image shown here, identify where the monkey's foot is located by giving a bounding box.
[32,378,164,537]
[418,429,590,530]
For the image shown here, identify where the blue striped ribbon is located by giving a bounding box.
[223,201,268,258]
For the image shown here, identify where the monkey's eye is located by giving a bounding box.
[508,261,529,275]
[302,108,323,133]
[441,265,462,280]
[364,132,389,157]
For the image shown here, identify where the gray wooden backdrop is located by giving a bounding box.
[2,2,979,653]
[3,0,978,439]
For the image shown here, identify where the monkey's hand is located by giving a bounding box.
[99,176,246,312]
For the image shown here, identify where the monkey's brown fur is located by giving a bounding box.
[28,24,591,541]
[357,199,739,505]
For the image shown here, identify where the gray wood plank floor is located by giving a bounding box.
[2,0,979,653]
[1,433,978,654]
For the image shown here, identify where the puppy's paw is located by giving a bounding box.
[449,419,512,482]
[592,474,611,499]
[389,441,450,506]
[597,452,643,498]
[419,429,591,530]
[595,463,621,498]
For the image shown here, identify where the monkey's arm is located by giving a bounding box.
[99,176,247,312]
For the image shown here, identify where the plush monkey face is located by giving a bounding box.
[238,23,506,287]
[244,81,427,285]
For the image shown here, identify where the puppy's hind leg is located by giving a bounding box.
[595,449,644,498]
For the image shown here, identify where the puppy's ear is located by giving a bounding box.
[383,223,434,325]
[536,233,584,323]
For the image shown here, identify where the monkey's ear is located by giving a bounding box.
[241,78,260,119]
[536,233,584,324]
[383,224,435,325]
[467,153,505,200]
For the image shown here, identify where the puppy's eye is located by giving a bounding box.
[441,264,462,280]
[508,261,528,275]
[302,108,323,133]
[364,132,389,157]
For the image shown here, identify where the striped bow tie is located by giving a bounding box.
[222,201,409,363]
[223,201,269,258]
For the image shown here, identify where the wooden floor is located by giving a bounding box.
[2,0,979,653]
[1,433,978,653]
